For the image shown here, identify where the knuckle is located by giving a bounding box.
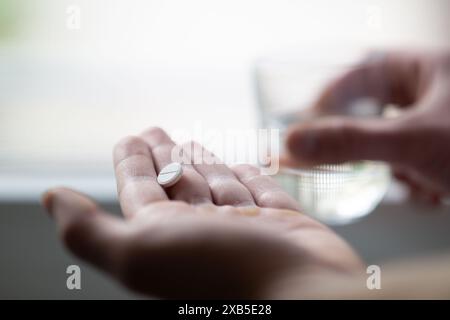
[210,178,252,205]
[151,143,173,156]
[258,190,298,210]
[241,173,274,186]
[258,190,281,207]
[115,135,145,150]
[141,127,168,142]
[114,136,148,159]
[209,178,239,192]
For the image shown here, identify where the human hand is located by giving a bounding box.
[42,127,362,299]
[284,51,450,204]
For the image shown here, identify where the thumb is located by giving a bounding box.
[42,187,128,274]
[284,117,408,166]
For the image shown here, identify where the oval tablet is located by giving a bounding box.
[157,162,183,187]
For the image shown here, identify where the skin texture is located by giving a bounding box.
[284,50,450,205]
[41,50,450,299]
[42,127,363,299]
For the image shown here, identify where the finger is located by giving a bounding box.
[113,136,168,218]
[284,116,408,166]
[392,165,420,189]
[185,141,255,206]
[409,186,442,207]
[314,51,426,115]
[231,164,300,211]
[42,187,128,275]
[140,127,212,204]
[393,167,443,207]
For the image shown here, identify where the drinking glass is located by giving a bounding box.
[254,50,391,225]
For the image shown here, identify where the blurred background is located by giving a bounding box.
[1,0,449,299]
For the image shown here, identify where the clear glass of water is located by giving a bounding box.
[254,50,391,225]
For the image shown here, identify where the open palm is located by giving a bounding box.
[43,127,363,298]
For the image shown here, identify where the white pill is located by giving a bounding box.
[157,162,183,187]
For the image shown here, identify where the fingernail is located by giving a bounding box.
[41,190,55,216]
